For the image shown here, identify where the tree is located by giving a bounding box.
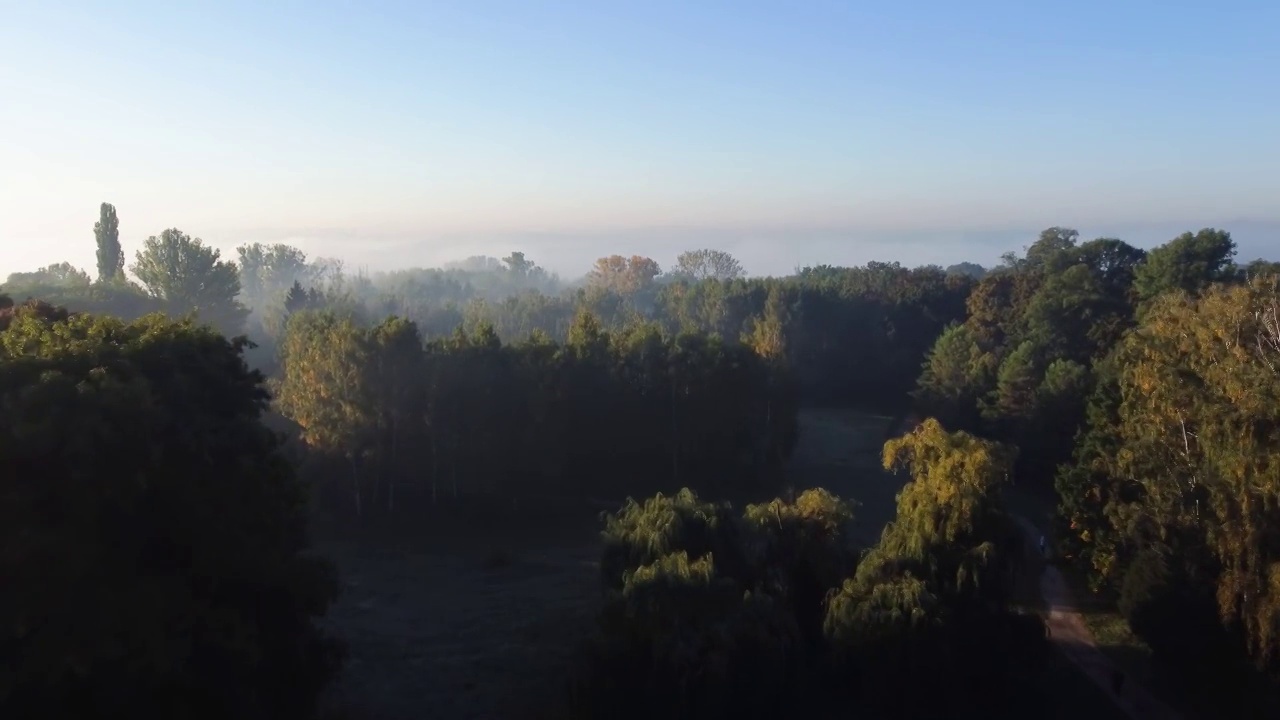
[502,251,535,277]
[0,310,341,719]
[945,262,987,279]
[275,310,377,517]
[673,249,745,281]
[6,262,92,288]
[1105,277,1280,667]
[236,243,310,311]
[94,203,124,282]
[283,280,324,316]
[822,420,1037,717]
[1001,226,1079,270]
[914,323,992,430]
[1133,228,1237,308]
[865,418,1020,605]
[588,255,662,295]
[744,285,788,363]
[368,316,424,512]
[131,229,248,335]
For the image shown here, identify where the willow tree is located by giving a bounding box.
[824,419,1035,717]
[857,418,1020,604]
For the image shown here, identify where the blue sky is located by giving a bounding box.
[2,0,1278,277]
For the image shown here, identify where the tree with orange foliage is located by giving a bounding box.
[587,255,662,295]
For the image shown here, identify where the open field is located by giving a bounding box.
[315,498,605,720]
[785,407,904,543]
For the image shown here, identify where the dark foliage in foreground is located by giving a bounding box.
[568,421,1048,720]
[0,310,342,720]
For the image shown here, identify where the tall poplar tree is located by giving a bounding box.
[93,202,123,282]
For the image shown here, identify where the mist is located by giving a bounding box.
[111,219,1280,280]
[9,219,1280,286]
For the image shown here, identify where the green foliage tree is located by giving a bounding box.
[6,262,92,288]
[93,202,124,282]
[580,422,1039,719]
[945,261,987,279]
[1104,278,1280,666]
[914,323,992,429]
[823,419,1037,717]
[1133,228,1237,309]
[275,310,378,517]
[236,242,311,311]
[672,249,745,281]
[131,229,249,335]
[0,309,341,719]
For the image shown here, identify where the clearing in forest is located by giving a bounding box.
[786,407,903,545]
[316,499,603,720]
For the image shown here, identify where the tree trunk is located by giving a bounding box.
[350,456,362,520]
[430,433,439,504]
[388,413,398,514]
[452,434,461,499]
[671,381,679,484]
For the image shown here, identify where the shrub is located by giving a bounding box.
[599,488,751,591]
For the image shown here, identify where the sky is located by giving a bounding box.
[2,0,1278,279]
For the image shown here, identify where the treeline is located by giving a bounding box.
[12,201,1280,714]
[275,305,798,518]
[1054,278,1280,713]
[569,420,1046,719]
[911,227,1280,713]
[2,203,975,408]
[918,227,1238,482]
[6,288,1045,718]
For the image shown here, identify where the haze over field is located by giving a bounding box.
[3,1,1279,277]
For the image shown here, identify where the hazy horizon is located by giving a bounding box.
[6,219,1280,283]
[4,1,1278,279]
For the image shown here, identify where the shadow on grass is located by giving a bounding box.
[316,501,603,720]
[1034,649,1133,720]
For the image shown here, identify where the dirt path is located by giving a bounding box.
[1012,515,1183,720]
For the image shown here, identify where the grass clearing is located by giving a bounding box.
[787,408,902,545]
[315,498,605,720]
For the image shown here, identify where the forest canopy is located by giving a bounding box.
[6,205,1280,717]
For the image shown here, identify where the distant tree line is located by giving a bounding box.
[2,203,976,409]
